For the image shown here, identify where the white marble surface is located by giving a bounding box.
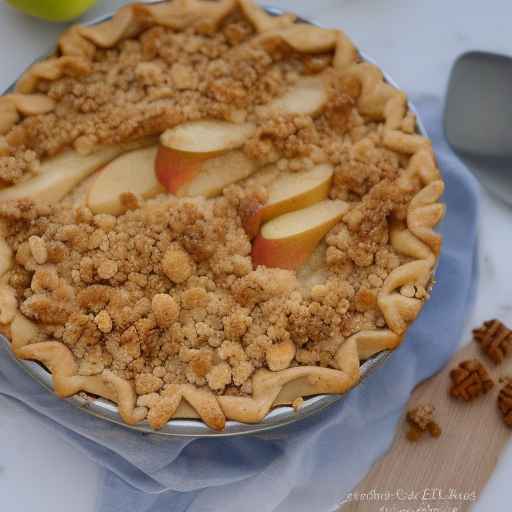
[0,1,510,510]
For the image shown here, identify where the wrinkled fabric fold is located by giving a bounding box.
[0,97,480,512]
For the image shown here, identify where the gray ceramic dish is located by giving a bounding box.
[0,4,427,437]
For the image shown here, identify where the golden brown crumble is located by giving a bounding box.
[0,159,408,398]
[1,12,309,185]
[94,310,113,334]
[152,293,179,328]
[292,397,304,411]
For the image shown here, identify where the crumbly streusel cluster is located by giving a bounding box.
[0,12,344,184]
[0,172,412,400]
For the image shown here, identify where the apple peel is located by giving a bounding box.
[252,199,348,270]
[243,163,333,239]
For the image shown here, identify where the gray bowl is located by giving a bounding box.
[0,5,427,437]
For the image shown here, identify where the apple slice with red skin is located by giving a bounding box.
[251,199,348,270]
[243,163,333,239]
[156,120,256,195]
[155,147,210,194]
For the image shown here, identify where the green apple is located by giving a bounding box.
[6,0,97,22]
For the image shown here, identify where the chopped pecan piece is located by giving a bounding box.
[449,359,494,401]
[498,382,512,428]
[405,404,442,442]
[473,319,512,365]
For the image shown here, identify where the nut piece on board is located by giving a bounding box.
[406,404,442,442]
[473,319,512,365]
[449,359,494,401]
[498,382,512,428]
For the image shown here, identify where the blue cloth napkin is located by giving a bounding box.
[0,97,480,512]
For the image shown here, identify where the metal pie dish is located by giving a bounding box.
[0,5,428,437]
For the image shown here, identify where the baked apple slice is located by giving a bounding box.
[266,75,328,116]
[0,146,123,203]
[251,199,348,270]
[243,163,333,239]
[87,146,164,215]
[155,120,256,195]
[179,150,257,198]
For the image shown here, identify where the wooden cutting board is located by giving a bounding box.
[340,341,511,512]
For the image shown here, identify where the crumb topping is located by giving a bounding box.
[0,161,410,397]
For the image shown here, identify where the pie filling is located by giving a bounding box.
[0,0,444,430]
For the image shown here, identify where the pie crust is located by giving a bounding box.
[0,0,444,431]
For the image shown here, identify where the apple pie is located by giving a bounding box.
[0,0,445,430]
